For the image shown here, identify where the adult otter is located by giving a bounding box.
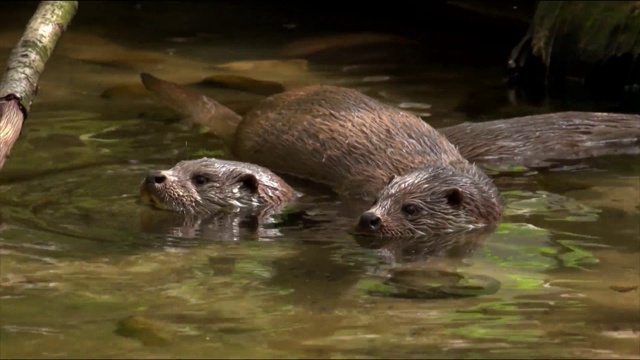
[139,73,640,236]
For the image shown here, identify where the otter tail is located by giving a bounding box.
[140,73,243,144]
[439,112,640,169]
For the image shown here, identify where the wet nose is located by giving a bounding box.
[358,211,381,232]
[145,171,167,185]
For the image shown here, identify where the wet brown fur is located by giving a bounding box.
[440,112,640,168]
[140,157,299,215]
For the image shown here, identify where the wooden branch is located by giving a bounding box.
[0,95,24,170]
[0,1,78,170]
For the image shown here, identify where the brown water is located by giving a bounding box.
[0,2,639,359]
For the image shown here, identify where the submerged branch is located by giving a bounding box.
[0,1,78,170]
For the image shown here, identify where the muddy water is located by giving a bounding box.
[0,2,638,359]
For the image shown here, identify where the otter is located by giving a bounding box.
[140,157,299,214]
[139,73,640,237]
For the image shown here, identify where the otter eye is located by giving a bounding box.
[371,197,379,206]
[401,204,418,217]
[191,175,209,186]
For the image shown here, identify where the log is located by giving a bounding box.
[508,1,640,93]
[0,1,78,170]
[530,1,640,68]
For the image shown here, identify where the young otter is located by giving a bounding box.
[139,73,639,237]
[140,157,299,214]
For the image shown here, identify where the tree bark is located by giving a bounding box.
[0,1,78,170]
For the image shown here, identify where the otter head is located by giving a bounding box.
[140,157,297,214]
[354,165,503,237]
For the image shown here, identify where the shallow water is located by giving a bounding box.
[1,2,639,359]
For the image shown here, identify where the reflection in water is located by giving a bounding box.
[138,203,336,244]
[354,227,501,300]
[139,207,264,242]
[354,225,496,264]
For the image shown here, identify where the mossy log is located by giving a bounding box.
[530,1,640,68]
[511,1,640,83]
[507,1,640,107]
[0,1,78,170]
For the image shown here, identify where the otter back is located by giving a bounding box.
[233,85,465,198]
[440,112,640,169]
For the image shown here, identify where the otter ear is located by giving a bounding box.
[445,188,463,208]
[238,173,259,193]
[386,174,396,186]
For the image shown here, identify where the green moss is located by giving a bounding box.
[192,149,227,158]
[532,1,640,65]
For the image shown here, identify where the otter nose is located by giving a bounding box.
[358,211,381,232]
[145,171,167,185]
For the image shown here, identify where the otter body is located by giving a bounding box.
[140,73,639,237]
[439,112,640,169]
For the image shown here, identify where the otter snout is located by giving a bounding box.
[355,211,382,234]
[140,170,175,210]
[145,171,167,186]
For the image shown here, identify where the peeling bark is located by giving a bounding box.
[0,1,78,170]
[0,96,24,169]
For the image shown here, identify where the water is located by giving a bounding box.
[1,2,638,359]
